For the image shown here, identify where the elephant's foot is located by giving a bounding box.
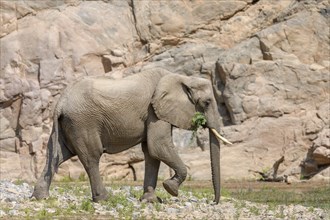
[92,191,109,203]
[163,179,180,197]
[31,188,49,200]
[31,182,50,200]
[140,186,162,203]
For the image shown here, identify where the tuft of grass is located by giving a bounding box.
[155,189,172,202]
[249,205,261,216]
[153,202,162,212]
[36,209,50,219]
[275,205,285,219]
[221,187,232,198]
[23,208,31,216]
[81,199,95,213]
[13,179,24,185]
[78,173,88,182]
[101,189,136,218]
[46,196,58,207]
[181,184,213,201]
[61,203,78,215]
[59,175,73,183]
[52,182,90,196]
[105,194,129,207]
[234,201,246,219]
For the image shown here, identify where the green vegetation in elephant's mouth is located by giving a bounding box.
[191,112,207,132]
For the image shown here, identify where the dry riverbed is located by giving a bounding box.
[0,180,329,219]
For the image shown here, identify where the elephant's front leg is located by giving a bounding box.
[147,116,187,197]
[140,142,161,203]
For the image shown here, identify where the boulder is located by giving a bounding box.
[311,128,330,166]
[313,147,330,166]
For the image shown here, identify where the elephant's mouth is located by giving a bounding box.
[210,128,232,145]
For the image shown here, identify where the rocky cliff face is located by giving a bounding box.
[0,0,329,182]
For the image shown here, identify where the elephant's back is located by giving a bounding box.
[59,78,101,120]
[60,76,148,138]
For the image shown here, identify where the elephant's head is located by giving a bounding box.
[152,73,222,203]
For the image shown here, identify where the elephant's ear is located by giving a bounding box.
[151,74,196,129]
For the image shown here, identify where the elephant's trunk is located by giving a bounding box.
[209,127,221,204]
[205,103,231,204]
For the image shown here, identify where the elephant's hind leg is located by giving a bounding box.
[32,133,74,199]
[73,132,108,202]
[147,118,187,197]
[80,157,108,202]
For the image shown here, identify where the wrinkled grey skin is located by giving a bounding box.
[32,68,222,204]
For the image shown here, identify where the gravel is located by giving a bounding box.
[0,180,328,219]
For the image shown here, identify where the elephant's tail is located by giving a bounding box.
[52,109,60,173]
[52,97,65,173]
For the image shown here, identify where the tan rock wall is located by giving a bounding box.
[0,0,329,182]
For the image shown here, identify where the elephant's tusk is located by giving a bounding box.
[211,128,233,145]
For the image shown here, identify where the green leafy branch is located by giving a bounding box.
[191,112,207,140]
[192,112,207,130]
[191,111,233,145]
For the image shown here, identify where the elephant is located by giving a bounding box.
[32,68,226,204]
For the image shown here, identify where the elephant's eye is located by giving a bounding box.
[204,99,211,108]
